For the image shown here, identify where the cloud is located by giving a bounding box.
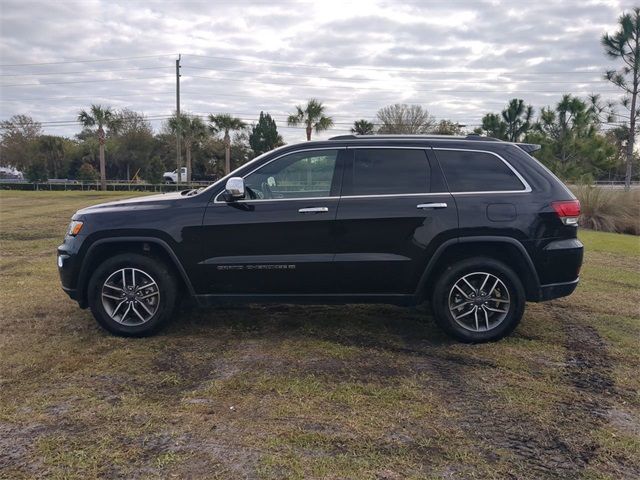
[0,0,634,142]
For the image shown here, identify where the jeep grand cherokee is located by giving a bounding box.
[58,135,583,342]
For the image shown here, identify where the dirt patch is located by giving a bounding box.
[0,422,47,477]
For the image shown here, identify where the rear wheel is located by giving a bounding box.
[88,253,177,337]
[431,257,525,343]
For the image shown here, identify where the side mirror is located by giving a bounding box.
[224,177,245,200]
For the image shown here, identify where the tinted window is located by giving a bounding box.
[244,150,338,199]
[436,150,525,192]
[348,149,429,196]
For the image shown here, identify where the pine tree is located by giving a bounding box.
[249,112,284,155]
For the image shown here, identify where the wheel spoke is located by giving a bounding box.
[479,273,490,293]
[138,291,159,300]
[102,292,123,301]
[462,277,476,293]
[488,277,500,296]
[104,284,124,293]
[136,300,153,316]
[131,303,146,322]
[484,305,507,314]
[120,302,132,321]
[453,284,470,299]
[482,305,490,330]
[453,305,476,320]
[474,307,479,331]
[112,300,126,317]
[121,269,127,290]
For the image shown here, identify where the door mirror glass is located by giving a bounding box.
[224,177,245,200]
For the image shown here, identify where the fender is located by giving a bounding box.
[414,236,541,301]
[77,236,196,306]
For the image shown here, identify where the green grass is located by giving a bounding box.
[0,190,639,479]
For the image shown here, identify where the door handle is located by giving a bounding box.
[298,207,329,214]
[417,202,448,209]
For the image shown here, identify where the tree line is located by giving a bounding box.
[0,96,635,187]
[1,7,638,188]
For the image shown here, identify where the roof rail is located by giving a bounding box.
[463,133,501,142]
[516,143,541,153]
[328,133,503,141]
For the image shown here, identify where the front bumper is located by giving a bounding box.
[57,234,85,306]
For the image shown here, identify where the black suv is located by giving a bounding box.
[58,135,583,342]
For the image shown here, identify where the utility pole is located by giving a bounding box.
[175,54,182,189]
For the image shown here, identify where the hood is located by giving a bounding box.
[75,191,190,216]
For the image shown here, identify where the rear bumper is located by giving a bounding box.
[538,278,579,301]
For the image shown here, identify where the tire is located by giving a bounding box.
[87,253,177,337]
[431,257,525,343]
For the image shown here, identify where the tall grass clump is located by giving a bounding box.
[572,185,640,235]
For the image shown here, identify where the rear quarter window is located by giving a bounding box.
[435,149,526,192]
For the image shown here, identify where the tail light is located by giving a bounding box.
[551,200,580,226]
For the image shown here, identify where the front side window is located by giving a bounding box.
[243,149,338,200]
[436,150,526,192]
[346,149,430,196]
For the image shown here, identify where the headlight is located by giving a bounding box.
[67,220,84,236]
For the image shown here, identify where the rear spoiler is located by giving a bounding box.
[516,143,541,153]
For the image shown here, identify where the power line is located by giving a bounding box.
[183,65,608,85]
[183,53,605,76]
[0,54,177,68]
[0,91,175,102]
[0,66,173,77]
[183,73,619,94]
[1,75,175,87]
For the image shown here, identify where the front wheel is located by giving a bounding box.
[88,253,177,337]
[431,257,525,343]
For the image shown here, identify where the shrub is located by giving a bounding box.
[573,185,640,235]
[76,162,99,182]
[25,160,48,182]
[143,156,165,184]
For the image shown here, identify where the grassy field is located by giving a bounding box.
[0,190,639,480]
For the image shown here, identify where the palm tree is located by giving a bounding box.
[77,105,116,190]
[208,114,247,175]
[351,119,375,135]
[168,114,207,183]
[287,99,334,141]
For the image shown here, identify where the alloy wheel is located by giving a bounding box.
[101,268,160,326]
[448,271,511,332]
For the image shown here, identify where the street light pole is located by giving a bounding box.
[175,54,182,189]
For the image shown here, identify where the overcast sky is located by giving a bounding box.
[0,0,635,143]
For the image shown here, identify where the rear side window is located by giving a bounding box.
[436,150,525,192]
[347,149,429,196]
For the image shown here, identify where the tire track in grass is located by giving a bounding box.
[394,307,614,479]
[555,305,616,473]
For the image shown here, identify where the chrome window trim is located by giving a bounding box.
[212,145,532,204]
[347,146,429,150]
[213,147,345,204]
[339,192,449,199]
[217,196,340,204]
[433,147,532,194]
